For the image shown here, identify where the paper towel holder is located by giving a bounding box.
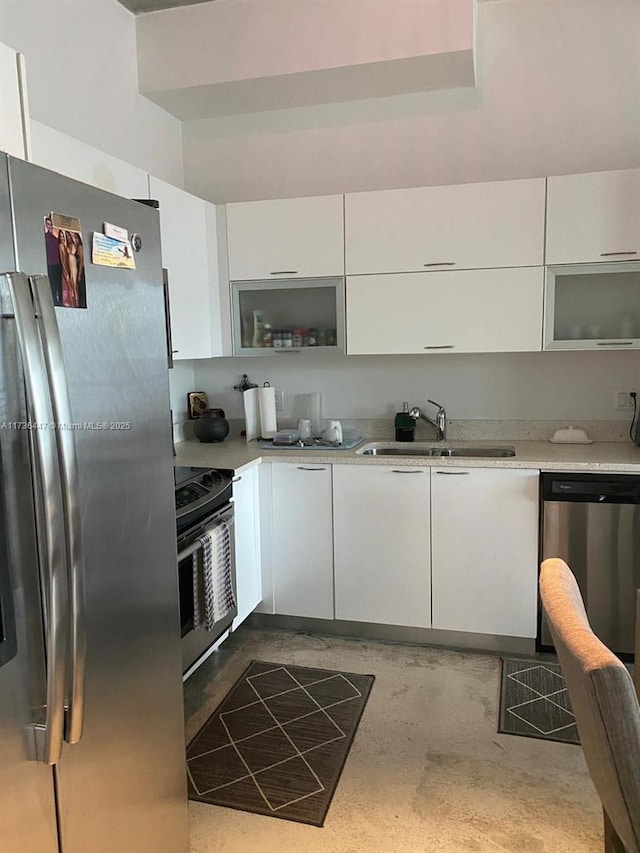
[233,373,258,393]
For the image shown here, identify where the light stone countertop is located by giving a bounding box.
[175,435,640,473]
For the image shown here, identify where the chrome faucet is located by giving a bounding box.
[410,399,447,441]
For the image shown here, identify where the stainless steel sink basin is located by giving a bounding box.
[357,444,516,458]
[438,446,515,458]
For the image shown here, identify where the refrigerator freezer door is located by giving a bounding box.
[30,273,86,746]
[0,164,59,853]
[7,157,189,853]
[7,272,71,766]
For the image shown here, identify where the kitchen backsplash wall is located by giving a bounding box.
[185,350,640,426]
[169,361,196,425]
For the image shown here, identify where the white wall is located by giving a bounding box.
[169,362,196,425]
[182,0,640,202]
[179,0,640,431]
[192,351,640,423]
[0,0,183,185]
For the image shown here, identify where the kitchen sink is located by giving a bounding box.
[356,443,516,458]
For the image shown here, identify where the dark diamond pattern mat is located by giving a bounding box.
[187,660,375,826]
[498,658,580,745]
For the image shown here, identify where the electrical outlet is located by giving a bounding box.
[615,390,637,412]
[274,389,284,411]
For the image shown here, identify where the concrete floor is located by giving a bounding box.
[184,628,602,853]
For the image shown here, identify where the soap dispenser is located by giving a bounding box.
[395,402,415,442]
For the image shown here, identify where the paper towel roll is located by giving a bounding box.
[309,392,323,438]
[258,386,278,438]
[243,388,260,442]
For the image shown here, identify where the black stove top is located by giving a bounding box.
[174,466,234,536]
[174,466,228,487]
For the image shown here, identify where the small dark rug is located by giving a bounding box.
[187,660,375,826]
[498,658,580,745]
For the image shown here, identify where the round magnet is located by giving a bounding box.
[131,233,142,252]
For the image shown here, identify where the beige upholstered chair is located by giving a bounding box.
[539,558,640,853]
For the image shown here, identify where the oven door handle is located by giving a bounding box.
[177,513,234,563]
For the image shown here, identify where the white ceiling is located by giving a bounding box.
[118,0,213,14]
[122,0,505,15]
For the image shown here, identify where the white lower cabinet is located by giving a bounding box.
[431,467,539,638]
[271,463,334,619]
[333,465,431,627]
[261,460,539,640]
[232,465,262,630]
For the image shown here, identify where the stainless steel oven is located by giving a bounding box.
[174,466,237,675]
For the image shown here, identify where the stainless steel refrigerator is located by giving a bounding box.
[0,154,189,853]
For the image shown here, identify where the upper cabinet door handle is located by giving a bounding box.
[599,251,638,257]
[270,270,299,275]
[424,345,455,350]
[423,262,456,267]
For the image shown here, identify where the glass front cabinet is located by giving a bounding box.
[544,261,640,350]
[231,277,345,356]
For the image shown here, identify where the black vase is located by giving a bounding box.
[193,408,230,443]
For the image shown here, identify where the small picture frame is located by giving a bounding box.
[187,391,208,419]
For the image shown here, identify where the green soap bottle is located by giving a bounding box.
[394,402,415,442]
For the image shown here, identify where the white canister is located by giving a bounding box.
[297,418,312,440]
[322,420,343,443]
[309,392,323,437]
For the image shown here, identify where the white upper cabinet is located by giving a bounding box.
[347,267,543,355]
[31,123,149,199]
[345,178,545,275]
[149,176,221,360]
[226,194,344,281]
[0,42,30,160]
[546,169,640,266]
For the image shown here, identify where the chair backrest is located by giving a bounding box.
[540,558,640,853]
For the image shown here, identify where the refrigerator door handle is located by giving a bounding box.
[4,272,67,765]
[30,275,86,746]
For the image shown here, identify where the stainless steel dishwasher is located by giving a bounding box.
[540,471,640,659]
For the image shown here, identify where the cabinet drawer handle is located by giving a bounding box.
[391,469,424,474]
[423,262,456,267]
[596,341,634,347]
[435,470,470,475]
[600,251,638,257]
[232,475,242,483]
[270,270,299,275]
[297,466,326,471]
[424,345,455,350]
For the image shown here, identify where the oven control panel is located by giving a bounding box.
[175,482,208,510]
